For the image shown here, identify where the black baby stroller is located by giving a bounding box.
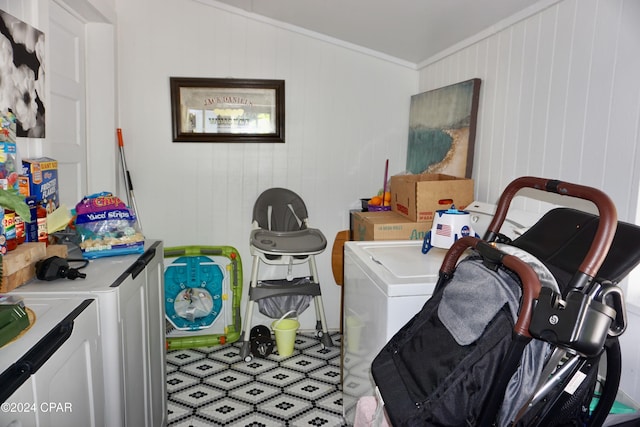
[372,177,640,426]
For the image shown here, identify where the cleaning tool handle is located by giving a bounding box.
[382,159,389,197]
[117,128,125,147]
[116,128,143,231]
[117,129,134,190]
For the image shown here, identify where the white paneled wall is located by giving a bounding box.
[419,0,640,222]
[115,0,418,330]
[417,0,640,402]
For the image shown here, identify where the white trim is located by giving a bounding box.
[194,0,565,72]
[626,298,640,317]
[629,15,640,307]
[192,0,417,70]
[55,0,115,23]
[417,0,563,69]
[628,193,640,307]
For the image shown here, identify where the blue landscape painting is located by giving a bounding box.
[406,79,480,177]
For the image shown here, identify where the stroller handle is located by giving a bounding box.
[485,177,617,287]
[440,236,542,338]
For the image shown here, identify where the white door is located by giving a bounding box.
[46,3,87,208]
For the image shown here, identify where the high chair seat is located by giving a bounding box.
[239,187,334,362]
[250,228,327,255]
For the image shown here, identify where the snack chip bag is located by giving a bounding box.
[75,192,144,259]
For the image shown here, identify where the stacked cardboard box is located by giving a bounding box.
[352,173,474,241]
[351,210,430,241]
[391,173,474,222]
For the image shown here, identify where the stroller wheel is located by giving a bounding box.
[244,355,253,362]
[316,330,324,338]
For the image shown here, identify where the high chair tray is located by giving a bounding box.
[251,228,327,254]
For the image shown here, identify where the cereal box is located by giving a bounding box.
[21,158,59,212]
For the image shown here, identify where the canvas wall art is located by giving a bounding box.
[406,79,481,178]
[0,9,45,138]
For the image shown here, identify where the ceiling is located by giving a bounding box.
[210,0,540,64]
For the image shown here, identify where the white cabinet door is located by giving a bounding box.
[0,298,104,427]
[7,241,167,427]
[118,241,166,427]
[119,268,149,427]
[146,246,167,427]
[48,2,88,206]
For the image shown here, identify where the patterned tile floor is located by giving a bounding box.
[166,332,347,426]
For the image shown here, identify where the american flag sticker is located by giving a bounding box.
[436,223,451,237]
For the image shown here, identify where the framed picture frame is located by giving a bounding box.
[0,10,46,138]
[170,77,285,143]
[406,78,481,178]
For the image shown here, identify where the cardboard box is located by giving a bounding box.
[391,173,474,222]
[0,243,46,293]
[0,243,68,293]
[20,157,59,211]
[351,210,430,241]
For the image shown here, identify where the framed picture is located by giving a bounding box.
[170,77,285,143]
[406,78,481,178]
[0,10,46,138]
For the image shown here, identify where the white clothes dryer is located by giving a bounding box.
[342,202,535,423]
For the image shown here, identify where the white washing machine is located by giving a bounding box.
[342,202,536,423]
[342,240,445,422]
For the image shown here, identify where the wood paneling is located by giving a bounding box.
[418,0,640,402]
[418,0,640,222]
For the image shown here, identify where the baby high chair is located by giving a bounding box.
[239,187,334,361]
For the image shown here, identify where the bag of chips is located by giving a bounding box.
[74,192,144,259]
